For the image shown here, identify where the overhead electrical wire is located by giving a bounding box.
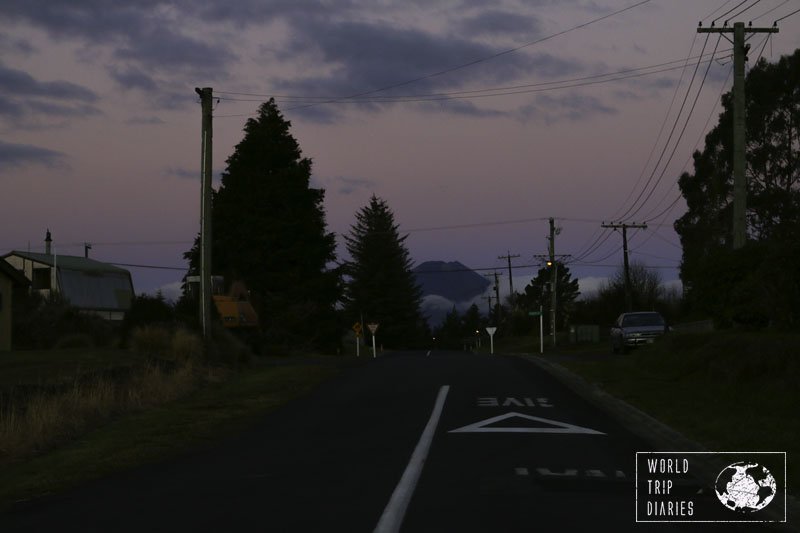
[215,50,728,103]
[617,33,722,222]
[281,0,654,113]
[726,0,764,21]
[638,63,734,223]
[712,0,753,24]
[751,0,790,22]
[607,33,701,223]
[774,6,800,23]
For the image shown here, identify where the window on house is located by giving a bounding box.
[32,268,51,290]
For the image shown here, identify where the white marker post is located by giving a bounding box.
[353,322,362,357]
[485,326,497,355]
[539,306,544,354]
[529,308,544,354]
[368,323,379,358]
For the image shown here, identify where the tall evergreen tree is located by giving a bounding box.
[183,99,340,350]
[344,195,425,347]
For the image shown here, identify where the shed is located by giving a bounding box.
[0,258,30,351]
[3,251,135,321]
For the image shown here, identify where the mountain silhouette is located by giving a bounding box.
[413,261,491,302]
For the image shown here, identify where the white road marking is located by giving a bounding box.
[448,412,606,435]
[426,350,431,357]
[515,467,530,476]
[374,385,450,533]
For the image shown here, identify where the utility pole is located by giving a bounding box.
[698,22,778,249]
[533,250,571,348]
[493,271,501,322]
[548,218,557,347]
[483,272,503,322]
[498,252,520,297]
[195,87,214,339]
[601,222,647,311]
[483,294,494,322]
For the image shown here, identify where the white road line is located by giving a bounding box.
[374,385,450,533]
[426,350,431,357]
[515,467,530,476]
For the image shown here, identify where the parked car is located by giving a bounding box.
[610,311,668,353]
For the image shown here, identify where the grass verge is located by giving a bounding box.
[555,330,799,492]
[0,361,338,510]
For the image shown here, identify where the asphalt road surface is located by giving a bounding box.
[1,351,771,532]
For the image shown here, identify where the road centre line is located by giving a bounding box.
[374,385,450,533]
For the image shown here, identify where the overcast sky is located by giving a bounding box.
[2,0,799,299]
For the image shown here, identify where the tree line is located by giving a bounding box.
[180,99,426,352]
[179,48,799,352]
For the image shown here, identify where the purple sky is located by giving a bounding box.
[2,1,799,303]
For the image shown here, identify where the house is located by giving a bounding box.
[3,241,135,321]
[0,258,30,351]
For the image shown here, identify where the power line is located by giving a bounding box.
[623,34,723,221]
[751,0,790,22]
[774,6,800,23]
[727,0,764,21]
[713,0,753,24]
[608,33,702,222]
[216,51,729,102]
[284,0,654,113]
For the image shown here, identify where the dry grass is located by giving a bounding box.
[0,361,198,462]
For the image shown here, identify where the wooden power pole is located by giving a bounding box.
[195,87,214,339]
[698,22,778,249]
[602,222,647,311]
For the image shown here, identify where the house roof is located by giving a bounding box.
[3,251,134,312]
[4,251,131,275]
[0,258,30,286]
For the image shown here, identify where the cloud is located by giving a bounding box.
[322,176,376,195]
[0,63,98,101]
[0,34,36,55]
[0,63,102,127]
[519,92,617,123]
[126,116,165,125]
[0,140,65,170]
[109,66,159,92]
[273,15,587,122]
[458,9,543,38]
[166,166,224,187]
[0,2,236,79]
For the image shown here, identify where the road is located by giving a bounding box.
[1,351,770,532]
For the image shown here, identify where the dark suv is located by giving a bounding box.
[610,311,667,353]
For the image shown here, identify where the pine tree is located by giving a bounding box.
[183,99,340,350]
[344,195,425,348]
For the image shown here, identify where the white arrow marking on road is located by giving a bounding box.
[448,412,605,435]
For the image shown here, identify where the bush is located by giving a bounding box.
[171,329,204,364]
[12,293,116,349]
[129,325,173,358]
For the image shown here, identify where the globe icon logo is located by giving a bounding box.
[715,462,777,513]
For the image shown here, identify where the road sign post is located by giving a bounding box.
[528,308,544,354]
[485,326,497,355]
[352,322,363,357]
[367,323,379,358]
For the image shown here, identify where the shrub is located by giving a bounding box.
[129,325,172,358]
[171,329,204,364]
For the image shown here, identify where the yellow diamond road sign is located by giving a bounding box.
[352,322,362,336]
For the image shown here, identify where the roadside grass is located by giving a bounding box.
[0,361,338,510]
[554,330,799,492]
[0,348,148,389]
